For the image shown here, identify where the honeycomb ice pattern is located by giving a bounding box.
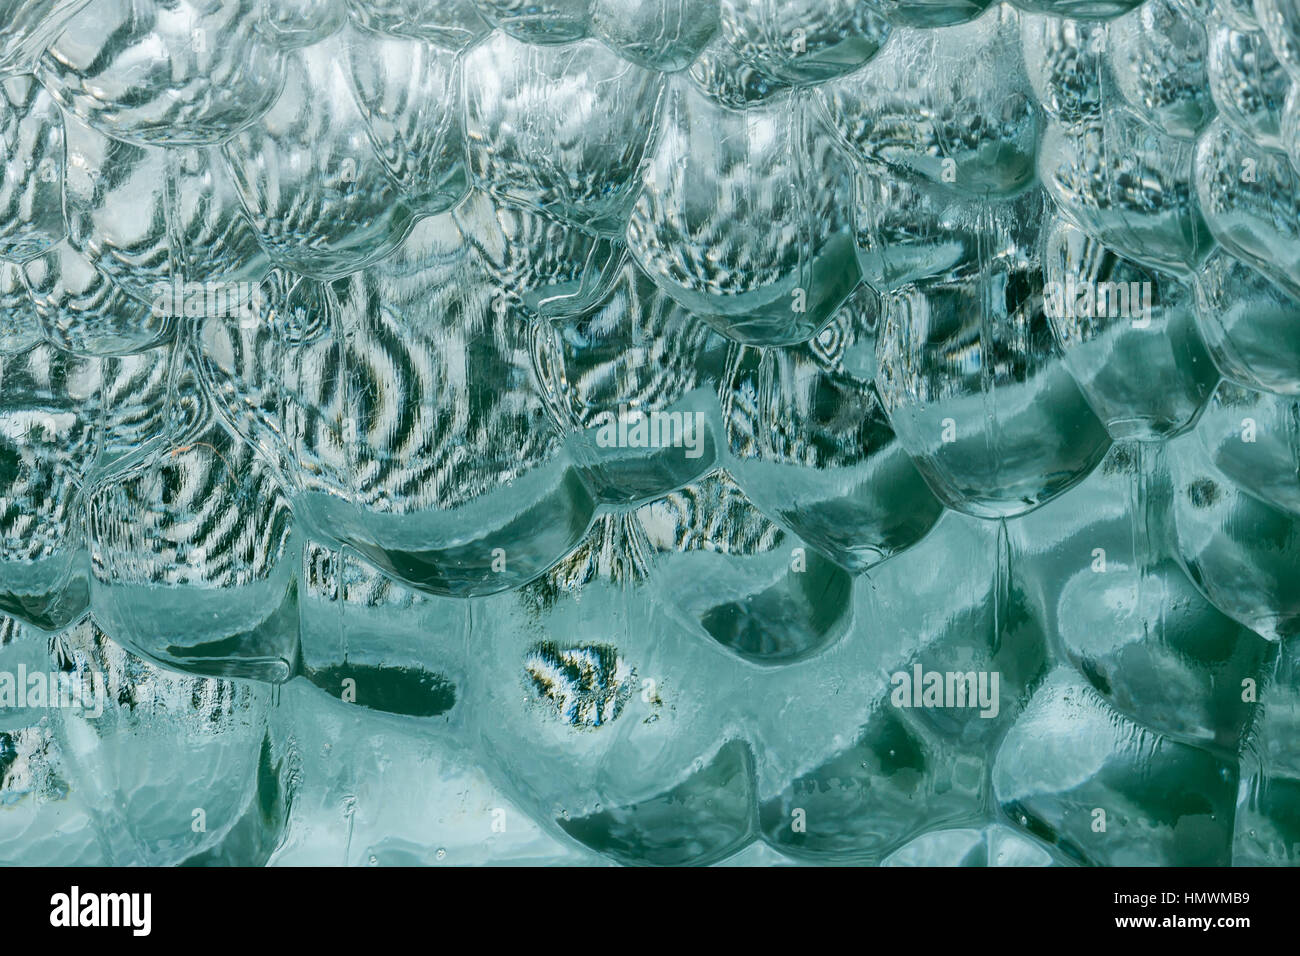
[1,0,1299,867]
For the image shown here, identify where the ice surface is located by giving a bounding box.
[1043,216,1217,439]
[0,0,1297,867]
[993,668,1238,865]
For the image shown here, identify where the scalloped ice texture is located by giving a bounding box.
[0,0,1298,868]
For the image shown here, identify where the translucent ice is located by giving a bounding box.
[1,0,1299,869]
